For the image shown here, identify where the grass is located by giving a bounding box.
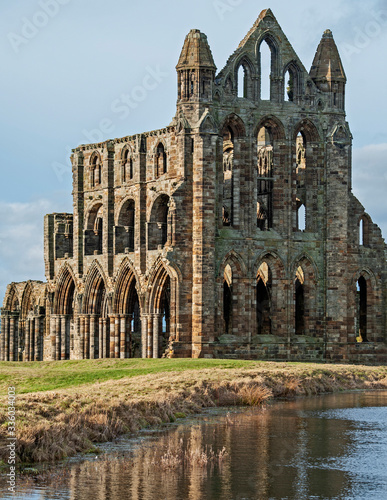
[0,358,258,395]
[1,359,387,464]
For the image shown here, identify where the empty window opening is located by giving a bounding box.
[148,195,170,250]
[223,127,234,226]
[285,70,294,101]
[297,201,306,231]
[238,65,246,98]
[260,40,271,100]
[116,200,135,254]
[85,204,103,255]
[356,277,368,342]
[359,219,364,246]
[158,276,170,357]
[295,266,305,335]
[256,263,272,335]
[223,264,232,335]
[156,143,167,177]
[257,126,273,229]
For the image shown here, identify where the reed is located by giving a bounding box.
[1,361,387,465]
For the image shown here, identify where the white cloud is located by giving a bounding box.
[0,199,58,306]
[352,143,387,238]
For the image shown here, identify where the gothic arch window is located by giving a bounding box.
[257,126,274,229]
[223,126,234,226]
[85,204,103,255]
[356,276,367,342]
[122,149,134,183]
[156,143,167,177]
[223,264,232,334]
[295,266,305,335]
[83,266,107,359]
[284,63,301,103]
[236,57,254,99]
[115,200,135,254]
[259,40,272,100]
[359,216,369,247]
[148,194,170,250]
[90,153,102,188]
[297,200,306,231]
[256,262,272,335]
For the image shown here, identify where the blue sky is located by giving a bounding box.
[0,0,386,303]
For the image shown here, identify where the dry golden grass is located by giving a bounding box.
[1,361,387,464]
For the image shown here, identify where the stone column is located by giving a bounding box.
[89,315,95,359]
[120,316,126,359]
[141,315,147,359]
[79,316,85,359]
[55,316,61,361]
[153,314,160,359]
[35,317,41,361]
[109,316,115,358]
[147,315,153,359]
[84,315,90,359]
[99,318,103,359]
[25,319,30,362]
[102,318,107,358]
[9,317,15,362]
[5,317,10,361]
[0,315,6,361]
[61,316,66,360]
[30,319,35,362]
[115,316,120,359]
[50,315,56,360]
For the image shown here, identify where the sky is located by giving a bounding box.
[0,0,386,304]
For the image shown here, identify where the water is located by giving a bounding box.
[1,391,387,500]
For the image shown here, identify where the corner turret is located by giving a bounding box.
[176,29,216,106]
[310,29,346,111]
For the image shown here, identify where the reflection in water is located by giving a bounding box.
[2,392,387,500]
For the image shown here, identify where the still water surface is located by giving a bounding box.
[2,391,387,500]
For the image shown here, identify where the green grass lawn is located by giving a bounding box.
[0,358,266,395]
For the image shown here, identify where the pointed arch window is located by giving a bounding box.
[223,126,234,226]
[295,266,305,335]
[85,204,103,255]
[156,143,167,177]
[122,149,134,183]
[257,126,274,229]
[116,200,135,254]
[259,40,272,100]
[256,262,272,335]
[356,277,368,342]
[90,154,102,188]
[223,264,232,334]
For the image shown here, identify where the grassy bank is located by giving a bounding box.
[1,360,387,464]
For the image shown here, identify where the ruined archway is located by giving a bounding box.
[53,266,76,360]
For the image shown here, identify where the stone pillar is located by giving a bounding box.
[99,318,103,359]
[102,318,107,358]
[79,316,85,359]
[141,315,147,359]
[109,316,115,358]
[115,316,120,359]
[120,316,126,359]
[30,319,35,362]
[25,319,30,362]
[5,317,10,361]
[90,315,95,359]
[0,315,6,361]
[55,316,61,361]
[84,315,90,359]
[147,315,153,359]
[9,317,15,362]
[13,317,19,362]
[61,316,66,360]
[35,317,41,361]
[50,316,56,360]
[153,314,160,359]
[126,315,132,358]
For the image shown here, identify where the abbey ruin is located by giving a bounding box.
[2,9,387,363]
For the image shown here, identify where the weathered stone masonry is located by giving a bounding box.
[2,9,387,363]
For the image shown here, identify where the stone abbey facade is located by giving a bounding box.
[2,9,387,363]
